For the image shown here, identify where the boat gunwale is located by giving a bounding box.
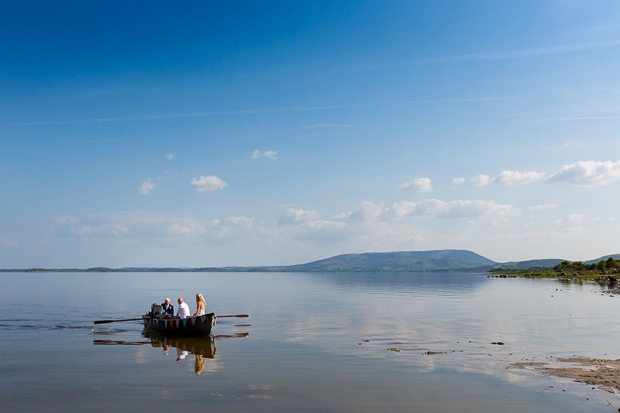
[142,312,216,337]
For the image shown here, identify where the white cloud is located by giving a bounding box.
[166,216,255,238]
[452,177,465,186]
[494,170,545,186]
[207,216,255,237]
[567,213,585,225]
[48,194,526,260]
[55,212,137,238]
[191,175,228,192]
[168,222,206,236]
[342,201,387,223]
[470,171,544,187]
[555,213,586,226]
[390,199,519,224]
[332,199,519,227]
[547,160,620,186]
[276,202,391,243]
[287,219,350,242]
[440,200,518,222]
[413,199,448,216]
[55,216,78,225]
[139,178,156,195]
[528,204,558,212]
[299,198,519,245]
[401,177,432,192]
[469,174,492,187]
[278,208,319,225]
[54,211,254,240]
[251,149,278,160]
[390,201,418,219]
[165,153,175,160]
[562,140,585,148]
[271,208,351,242]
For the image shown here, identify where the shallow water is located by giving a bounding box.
[1,271,619,411]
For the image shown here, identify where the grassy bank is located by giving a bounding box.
[490,257,620,281]
[490,270,619,281]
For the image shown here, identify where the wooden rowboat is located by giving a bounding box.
[142,312,216,337]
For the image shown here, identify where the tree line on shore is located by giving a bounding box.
[554,257,620,272]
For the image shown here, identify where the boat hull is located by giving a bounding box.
[142,313,216,337]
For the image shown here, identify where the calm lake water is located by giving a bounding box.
[1,271,619,412]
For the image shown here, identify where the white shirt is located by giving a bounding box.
[176,349,188,361]
[178,302,191,318]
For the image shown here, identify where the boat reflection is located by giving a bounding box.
[143,330,217,361]
[93,330,249,375]
[145,332,216,375]
[94,331,219,375]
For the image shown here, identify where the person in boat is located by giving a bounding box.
[161,298,174,317]
[177,297,191,318]
[194,293,206,316]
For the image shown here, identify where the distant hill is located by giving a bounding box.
[285,250,497,272]
[584,254,620,264]
[291,251,620,273]
[491,259,566,270]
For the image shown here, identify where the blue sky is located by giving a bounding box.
[2,1,620,267]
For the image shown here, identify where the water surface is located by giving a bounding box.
[1,272,619,411]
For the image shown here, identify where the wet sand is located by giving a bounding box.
[508,357,620,394]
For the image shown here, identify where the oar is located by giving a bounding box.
[94,317,149,325]
[217,314,249,318]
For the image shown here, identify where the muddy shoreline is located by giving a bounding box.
[508,357,620,395]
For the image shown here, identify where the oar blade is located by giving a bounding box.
[93,317,145,325]
[216,314,249,318]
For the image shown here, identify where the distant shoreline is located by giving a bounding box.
[0,267,491,273]
[3,250,618,274]
[489,256,620,282]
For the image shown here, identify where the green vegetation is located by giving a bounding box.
[491,257,620,280]
[554,257,620,272]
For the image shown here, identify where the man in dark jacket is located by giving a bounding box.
[161,298,174,316]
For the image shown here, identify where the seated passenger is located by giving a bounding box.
[194,293,206,316]
[161,298,174,316]
[177,297,191,318]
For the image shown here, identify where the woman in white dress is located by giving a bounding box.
[194,293,206,316]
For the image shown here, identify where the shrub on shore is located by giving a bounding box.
[554,257,620,272]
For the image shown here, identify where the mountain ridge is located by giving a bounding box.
[3,251,619,272]
[286,249,496,272]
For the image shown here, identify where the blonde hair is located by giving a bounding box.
[196,293,206,304]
